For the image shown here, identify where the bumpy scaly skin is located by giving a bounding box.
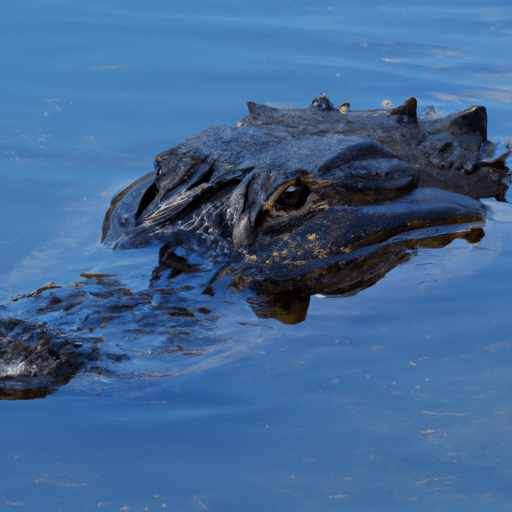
[102,95,509,261]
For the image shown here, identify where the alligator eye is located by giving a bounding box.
[273,182,310,211]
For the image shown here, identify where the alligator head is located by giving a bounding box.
[102,95,509,320]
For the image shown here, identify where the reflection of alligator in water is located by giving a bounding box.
[1,95,509,397]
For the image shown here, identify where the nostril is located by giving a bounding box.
[438,141,453,154]
[135,183,159,219]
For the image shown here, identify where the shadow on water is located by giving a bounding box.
[0,223,485,399]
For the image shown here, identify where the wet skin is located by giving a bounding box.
[102,95,508,259]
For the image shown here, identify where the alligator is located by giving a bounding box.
[103,95,508,255]
[1,95,510,397]
[102,94,509,321]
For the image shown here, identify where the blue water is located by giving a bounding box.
[1,1,512,510]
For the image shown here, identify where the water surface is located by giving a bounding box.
[1,1,512,510]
